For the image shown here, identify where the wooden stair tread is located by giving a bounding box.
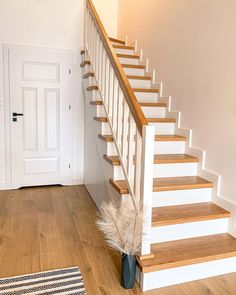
[147,118,176,123]
[110,176,213,194]
[154,154,198,164]
[127,75,152,81]
[155,135,187,141]
[109,179,128,195]
[121,64,145,69]
[80,60,91,67]
[113,44,134,50]
[104,154,198,166]
[99,134,187,143]
[87,85,98,91]
[90,100,103,105]
[137,234,236,272]
[98,134,113,142]
[152,203,230,227]
[140,102,167,107]
[109,37,125,44]
[83,72,94,79]
[117,53,139,59]
[94,117,108,122]
[153,176,214,192]
[133,88,159,93]
[103,155,120,166]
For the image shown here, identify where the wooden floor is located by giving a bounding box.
[0,185,236,294]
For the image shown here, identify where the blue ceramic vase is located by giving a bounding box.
[121,253,136,289]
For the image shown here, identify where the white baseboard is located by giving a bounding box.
[72,177,84,185]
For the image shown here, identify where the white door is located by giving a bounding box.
[7,45,73,189]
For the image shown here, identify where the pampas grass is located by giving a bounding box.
[96,199,146,255]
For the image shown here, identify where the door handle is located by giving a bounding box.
[12,112,24,122]
[12,112,24,117]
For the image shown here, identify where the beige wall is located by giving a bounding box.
[118,0,236,202]
[93,0,118,36]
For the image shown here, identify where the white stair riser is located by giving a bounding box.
[92,90,100,99]
[123,67,145,76]
[97,134,117,156]
[98,141,117,158]
[94,121,111,135]
[114,48,134,55]
[84,64,93,73]
[106,163,124,180]
[135,92,159,102]
[151,123,175,135]
[152,188,212,207]
[113,165,123,180]
[142,106,166,118]
[89,76,96,84]
[154,141,186,154]
[118,57,139,65]
[129,79,151,89]
[106,142,117,155]
[137,256,236,291]
[96,105,106,117]
[153,162,198,178]
[151,218,228,243]
[111,161,197,180]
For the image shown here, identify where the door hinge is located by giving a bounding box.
[69,164,71,169]
[69,105,72,110]
[69,69,72,75]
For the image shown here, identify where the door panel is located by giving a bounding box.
[45,89,60,150]
[8,46,73,188]
[22,61,60,82]
[0,97,5,185]
[23,87,38,150]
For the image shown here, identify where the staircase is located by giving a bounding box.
[82,0,236,291]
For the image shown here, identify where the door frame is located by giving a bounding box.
[3,44,74,189]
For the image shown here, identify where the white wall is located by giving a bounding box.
[118,0,236,203]
[92,0,118,37]
[0,0,118,189]
[0,0,85,187]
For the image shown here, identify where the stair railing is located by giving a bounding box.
[85,0,155,256]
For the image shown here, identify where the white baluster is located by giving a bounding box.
[134,131,142,203]
[101,47,105,95]
[127,115,136,189]
[140,125,155,255]
[121,101,129,166]
[97,37,102,87]
[108,67,114,119]
[112,78,118,134]
[104,57,109,108]
[116,87,123,146]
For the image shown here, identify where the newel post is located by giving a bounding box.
[140,125,155,256]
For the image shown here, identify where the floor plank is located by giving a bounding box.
[0,185,235,294]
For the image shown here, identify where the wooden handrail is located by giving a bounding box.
[86,0,148,135]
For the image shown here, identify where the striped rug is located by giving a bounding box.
[0,267,86,295]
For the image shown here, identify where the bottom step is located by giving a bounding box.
[137,234,236,291]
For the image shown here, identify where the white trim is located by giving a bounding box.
[2,45,12,189]
[72,178,84,185]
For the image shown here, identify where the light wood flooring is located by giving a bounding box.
[0,185,235,294]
